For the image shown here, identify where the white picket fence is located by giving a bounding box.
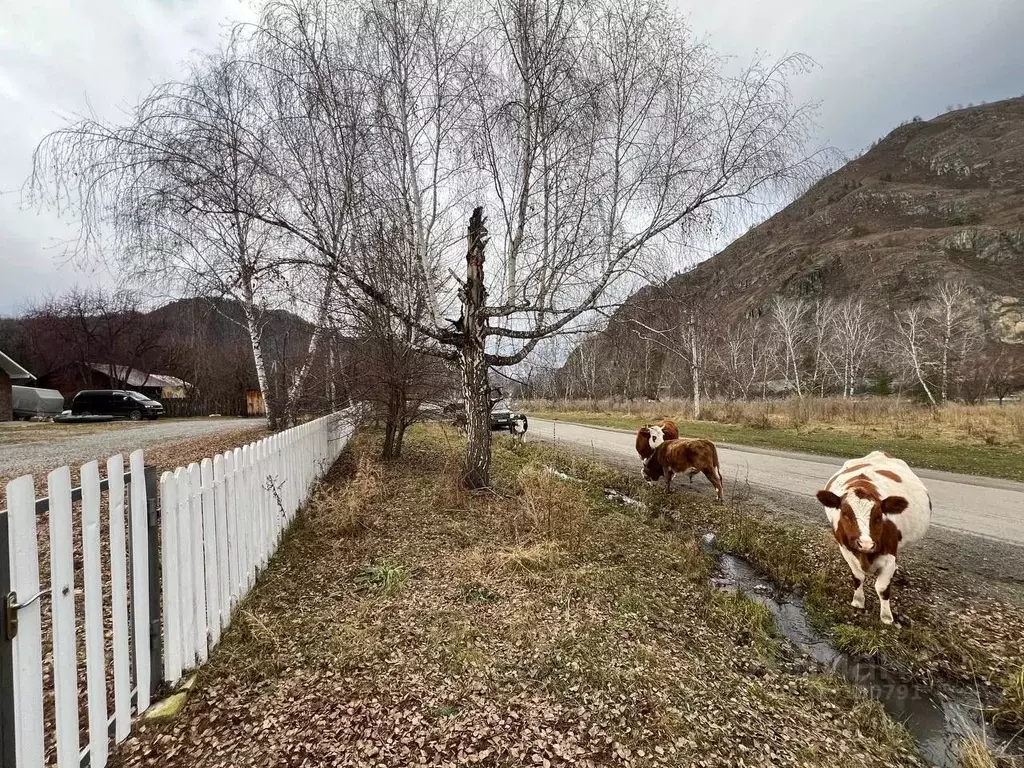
[158,412,352,683]
[1,410,354,768]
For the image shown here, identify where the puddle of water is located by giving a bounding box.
[703,535,1017,768]
[544,466,646,509]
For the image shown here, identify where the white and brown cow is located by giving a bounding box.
[642,437,725,501]
[637,420,701,485]
[635,420,679,460]
[815,450,931,625]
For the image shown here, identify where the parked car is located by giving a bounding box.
[489,399,516,430]
[11,385,65,420]
[71,390,164,420]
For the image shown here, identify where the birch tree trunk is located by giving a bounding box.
[461,207,492,489]
[689,313,701,420]
[243,304,277,430]
[283,276,336,425]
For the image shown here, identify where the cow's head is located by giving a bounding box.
[641,452,665,482]
[635,426,654,459]
[647,424,666,450]
[816,487,909,554]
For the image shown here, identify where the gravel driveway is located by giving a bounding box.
[0,418,262,488]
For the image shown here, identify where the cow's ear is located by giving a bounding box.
[816,490,842,508]
[881,496,909,515]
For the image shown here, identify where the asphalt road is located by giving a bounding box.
[531,418,1024,548]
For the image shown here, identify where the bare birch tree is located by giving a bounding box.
[770,296,809,398]
[28,41,345,429]
[830,298,882,398]
[929,281,980,402]
[30,0,818,486]
[893,306,939,408]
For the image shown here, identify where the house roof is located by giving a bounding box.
[0,350,35,381]
[88,363,189,389]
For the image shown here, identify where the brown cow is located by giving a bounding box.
[642,438,725,501]
[635,420,679,460]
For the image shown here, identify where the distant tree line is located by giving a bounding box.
[526,281,1024,412]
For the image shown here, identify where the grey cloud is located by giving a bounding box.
[2,0,1022,314]
[0,0,256,314]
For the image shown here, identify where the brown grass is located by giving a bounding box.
[959,737,998,768]
[112,426,924,768]
[992,666,1024,731]
[306,455,384,538]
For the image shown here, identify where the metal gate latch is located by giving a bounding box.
[4,590,49,641]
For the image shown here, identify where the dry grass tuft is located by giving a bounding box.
[307,454,383,537]
[959,735,999,768]
[992,666,1024,730]
[508,464,590,548]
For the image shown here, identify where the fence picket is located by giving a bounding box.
[188,463,208,663]
[174,466,195,670]
[255,439,267,570]
[254,439,265,572]
[107,454,132,742]
[80,461,109,767]
[6,475,45,768]
[273,435,283,543]
[213,455,231,630]
[160,471,182,685]
[240,444,253,594]
[200,459,220,648]
[48,465,79,768]
[129,449,152,712]
[224,450,239,612]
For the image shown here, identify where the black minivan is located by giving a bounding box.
[71,390,165,420]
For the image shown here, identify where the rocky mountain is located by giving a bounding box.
[611,97,1024,343]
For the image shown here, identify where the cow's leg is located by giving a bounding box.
[665,471,674,493]
[838,545,867,610]
[702,467,724,502]
[873,555,898,625]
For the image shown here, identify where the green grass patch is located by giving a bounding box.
[529,409,1024,482]
[353,561,410,594]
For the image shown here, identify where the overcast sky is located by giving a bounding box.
[1,0,1023,316]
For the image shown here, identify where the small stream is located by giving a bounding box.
[545,468,1019,766]
[702,533,1015,768]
